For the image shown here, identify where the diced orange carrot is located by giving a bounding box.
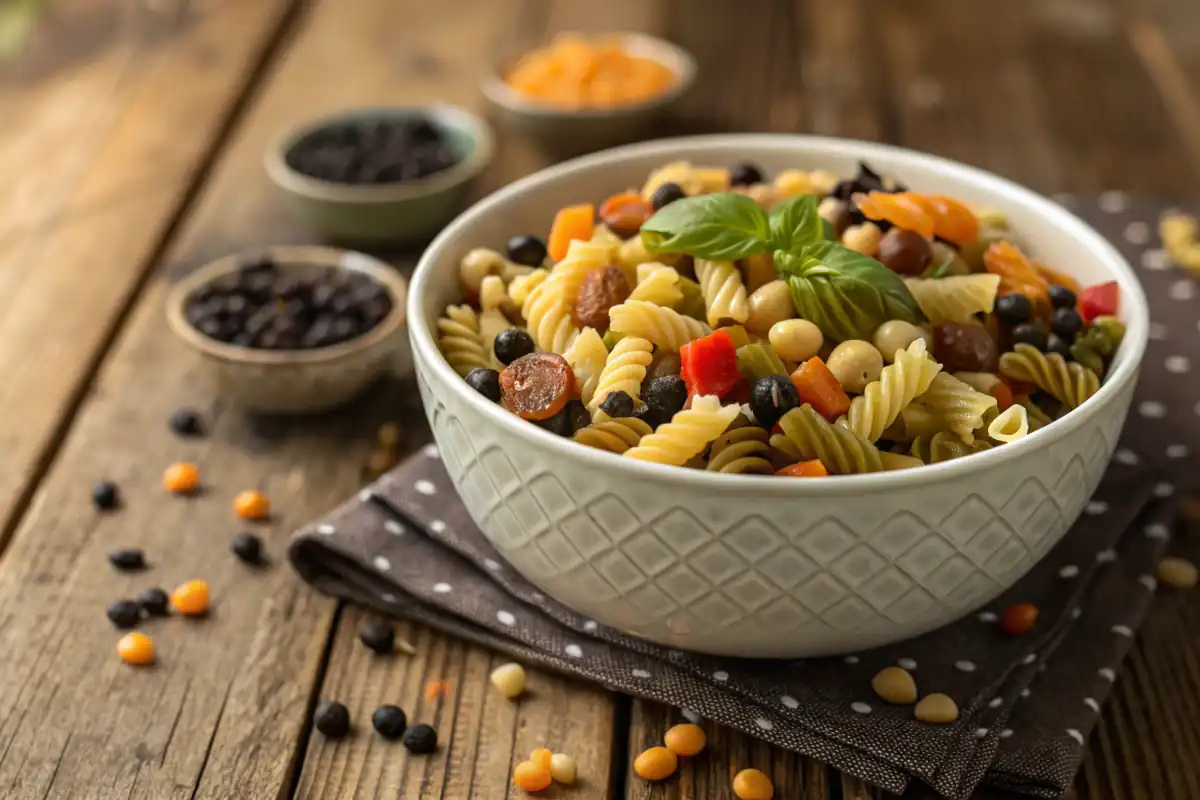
[987,379,1014,412]
[776,460,830,478]
[1033,260,1082,295]
[548,203,595,262]
[789,357,851,421]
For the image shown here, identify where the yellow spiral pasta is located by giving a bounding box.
[707,427,774,474]
[640,161,729,200]
[841,338,943,442]
[999,343,1100,410]
[880,403,947,442]
[564,327,609,406]
[523,277,578,354]
[906,432,993,464]
[624,395,740,466]
[509,268,549,309]
[987,404,1029,443]
[777,405,884,475]
[695,258,749,327]
[589,336,653,410]
[916,372,999,442]
[879,452,924,470]
[608,299,712,351]
[774,168,838,197]
[629,264,683,308]
[436,304,489,377]
[574,417,654,454]
[903,274,1001,325]
[458,247,534,293]
[478,275,515,368]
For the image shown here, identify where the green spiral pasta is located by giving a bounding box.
[917,372,999,442]
[777,405,884,475]
[574,417,654,454]
[624,395,740,466]
[842,338,943,442]
[880,403,947,442]
[906,432,993,464]
[707,427,774,474]
[1070,316,1126,378]
[999,343,1099,410]
[1019,398,1053,431]
[736,342,789,382]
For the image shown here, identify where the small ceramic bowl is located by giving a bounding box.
[265,106,493,245]
[481,33,697,157]
[166,246,408,413]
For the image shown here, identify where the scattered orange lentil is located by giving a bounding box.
[663,723,707,756]
[513,748,553,792]
[504,33,677,111]
[117,632,155,666]
[170,579,210,616]
[732,768,775,800]
[233,489,270,520]
[998,602,1039,635]
[633,746,678,781]
[424,679,451,701]
[162,462,200,494]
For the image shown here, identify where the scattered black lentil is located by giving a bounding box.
[599,390,634,419]
[286,117,459,185]
[505,235,548,267]
[231,532,264,565]
[314,701,351,738]
[137,587,171,616]
[729,162,764,187]
[401,723,438,754]
[465,368,502,403]
[168,408,205,437]
[371,705,408,739]
[92,481,120,511]
[106,599,143,629]
[108,548,146,572]
[184,259,392,351]
[493,329,535,365]
[650,182,686,210]
[358,615,396,654]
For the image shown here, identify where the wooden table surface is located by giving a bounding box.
[2,0,1198,797]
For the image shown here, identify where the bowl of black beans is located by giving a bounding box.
[265,105,493,244]
[166,246,408,413]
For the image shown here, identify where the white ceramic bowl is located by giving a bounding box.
[408,135,1148,658]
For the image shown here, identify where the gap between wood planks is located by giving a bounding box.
[0,0,308,558]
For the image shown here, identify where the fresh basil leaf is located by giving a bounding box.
[640,193,771,260]
[777,242,925,340]
[821,218,836,241]
[768,194,823,251]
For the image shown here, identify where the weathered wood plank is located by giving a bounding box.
[0,0,297,546]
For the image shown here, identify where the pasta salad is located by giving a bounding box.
[437,160,1125,476]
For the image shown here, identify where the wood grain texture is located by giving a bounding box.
[0,0,296,548]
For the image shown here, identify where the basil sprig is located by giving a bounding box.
[640,192,924,340]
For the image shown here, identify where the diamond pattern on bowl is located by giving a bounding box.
[795,518,858,565]
[647,508,712,556]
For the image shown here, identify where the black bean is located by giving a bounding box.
[565,399,592,434]
[93,481,120,511]
[729,162,765,187]
[643,376,688,422]
[401,723,438,754]
[650,182,686,210]
[371,705,408,739]
[168,408,205,437]
[1047,285,1077,310]
[1050,307,1083,339]
[358,616,395,654]
[1045,333,1072,358]
[493,329,536,366]
[599,391,634,419]
[314,701,351,739]
[506,235,548,267]
[108,548,146,571]
[1012,322,1049,351]
[106,600,143,629]
[750,376,800,430]
[137,587,171,616]
[466,368,502,402]
[231,532,264,565]
[994,294,1033,326]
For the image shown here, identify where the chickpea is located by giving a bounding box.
[489,662,526,699]
[747,281,795,333]
[872,320,932,363]
[842,222,882,256]
[826,340,884,393]
[550,753,578,784]
[768,319,823,363]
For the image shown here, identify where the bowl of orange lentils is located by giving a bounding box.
[481,32,696,156]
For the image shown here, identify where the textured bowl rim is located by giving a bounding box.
[263,105,495,203]
[166,245,408,366]
[480,32,698,119]
[409,134,1149,495]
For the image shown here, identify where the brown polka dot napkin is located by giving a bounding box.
[289,198,1195,799]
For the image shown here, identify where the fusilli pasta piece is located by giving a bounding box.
[999,343,1100,410]
[880,452,924,470]
[840,338,943,442]
[917,372,999,442]
[564,327,609,406]
[624,395,740,466]
[509,268,548,309]
[589,336,653,410]
[987,404,1029,443]
[629,265,683,307]
[903,274,1001,325]
[574,417,654,454]
[774,169,838,196]
[906,432,993,464]
[1019,398,1053,431]
[707,427,774,474]
[880,403,947,442]
[608,299,712,351]
[436,304,488,377]
[641,161,729,200]
[523,277,578,354]
[695,258,750,327]
[459,247,534,293]
[777,405,884,475]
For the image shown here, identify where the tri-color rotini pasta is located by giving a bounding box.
[439,159,1125,476]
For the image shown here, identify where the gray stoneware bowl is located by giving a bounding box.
[265,106,493,245]
[167,246,408,413]
[409,135,1148,658]
[481,33,697,157]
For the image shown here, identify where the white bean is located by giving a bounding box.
[746,281,795,333]
[842,222,882,256]
[872,321,931,363]
[768,319,823,363]
[827,340,884,393]
[489,662,526,699]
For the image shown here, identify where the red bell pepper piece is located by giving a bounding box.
[1078,281,1119,322]
[789,357,851,421]
[680,330,739,398]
